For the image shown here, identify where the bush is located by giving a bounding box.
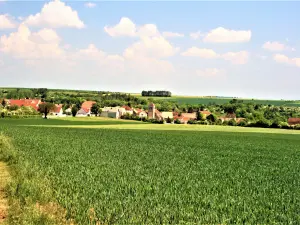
[237,120,247,127]
[215,119,223,125]
[187,119,197,124]
[174,119,181,124]
[228,119,237,126]
[197,120,209,125]
[248,119,271,128]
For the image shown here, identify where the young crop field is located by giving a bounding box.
[1,118,300,224]
[135,95,300,106]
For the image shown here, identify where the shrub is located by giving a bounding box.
[174,119,181,124]
[228,119,237,126]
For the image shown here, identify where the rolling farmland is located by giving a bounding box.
[134,95,300,106]
[1,118,300,224]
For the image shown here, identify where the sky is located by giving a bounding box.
[0,1,300,100]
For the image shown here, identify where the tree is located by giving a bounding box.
[91,103,101,116]
[207,114,218,123]
[38,103,56,119]
[1,99,6,107]
[196,111,204,121]
[71,105,79,117]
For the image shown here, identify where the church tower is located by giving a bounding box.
[148,103,155,119]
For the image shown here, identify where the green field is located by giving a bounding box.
[135,95,300,106]
[1,117,300,224]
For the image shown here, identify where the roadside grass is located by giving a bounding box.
[0,134,70,225]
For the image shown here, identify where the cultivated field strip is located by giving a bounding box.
[1,119,300,224]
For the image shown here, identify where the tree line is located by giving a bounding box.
[141,91,172,97]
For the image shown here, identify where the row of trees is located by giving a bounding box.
[141,91,172,97]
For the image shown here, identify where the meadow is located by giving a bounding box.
[1,117,300,224]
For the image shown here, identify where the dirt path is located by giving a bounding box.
[0,162,10,224]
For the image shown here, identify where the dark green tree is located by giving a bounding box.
[71,105,79,117]
[38,103,56,119]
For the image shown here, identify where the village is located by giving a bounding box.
[2,98,300,126]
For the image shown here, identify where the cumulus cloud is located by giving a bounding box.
[196,68,226,77]
[181,47,218,59]
[0,24,65,60]
[262,41,295,52]
[124,36,179,58]
[273,54,300,68]
[190,31,203,40]
[222,51,249,65]
[181,47,249,64]
[0,14,17,29]
[162,31,184,38]
[24,0,84,29]
[104,17,181,39]
[73,44,174,75]
[104,17,136,37]
[203,27,251,43]
[84,2,96,8]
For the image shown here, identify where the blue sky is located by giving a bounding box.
[0,1,300,99]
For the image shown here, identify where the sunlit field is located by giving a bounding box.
[1,117,300,224]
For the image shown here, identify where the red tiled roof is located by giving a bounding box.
[122,105,132,111]
[9,99,25,107]
[200,110,211,115]
[288,118,300,125]
[53,104,62,113]
[81,101,96,109]
[181,113,196,119]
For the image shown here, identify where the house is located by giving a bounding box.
[77,108,91,116]
[219,113,236,122]
[147,103,173,121]
[133,109,147,118]
[122,105,133,115]
[51,104,63,116]
[65,108,72,114]
[181,113,197,120]
[100,107,126,119]
[288,118,300,126]
[79,101,97,116]
[7,99,41,111]
[200,110,211,118]
[81,101,96,110]
[161,112,173,119]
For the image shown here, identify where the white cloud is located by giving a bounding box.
[196,68,226,77]
[181,47,249,64]
[24,0,84,29]
[222,51,249,65]
[84,2,96,8]
[104,17,136,37]
[104,17,174,39]
[162,31,184,38]
[203,27,251,43]
[124,36,179,58]
[181,47,218,59]
[190,31,203,40]
[263,41,295,52]
[273,54,300,68]
[0,59,3,67]
[0,14,16,29]
[0,24,65,60]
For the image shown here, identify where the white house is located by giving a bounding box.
[77,108,91,116]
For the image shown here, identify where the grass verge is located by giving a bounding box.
[0,134,70,225]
